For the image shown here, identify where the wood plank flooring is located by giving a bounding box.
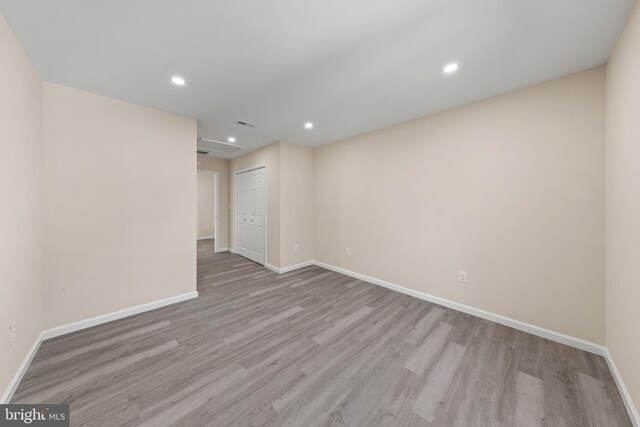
[12,239,632,426]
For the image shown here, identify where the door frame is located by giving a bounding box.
[232,165,267,266]
[197,169,221,253]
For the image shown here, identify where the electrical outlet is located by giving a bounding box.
[458,271,468,284]
[294,244,300,252]
[9,322,16,347]
[345,248,351,257]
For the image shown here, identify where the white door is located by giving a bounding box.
[234,167,266,265]
[234,172,249,259]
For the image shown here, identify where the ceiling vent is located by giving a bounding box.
[197,138,245,154]
[237,120,257,128]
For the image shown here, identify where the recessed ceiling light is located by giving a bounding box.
[304,122,314,129]
[443,63,459,74]
[228,137,236,143]
[171,76,186,86]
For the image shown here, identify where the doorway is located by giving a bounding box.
[197,170,220,254]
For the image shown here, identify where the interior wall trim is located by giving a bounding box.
[41,291,199,340]
[0,331,44,404]
[265,264,280,273]
[266,260,314,274]
[261,257,640,416]
[197,235,215,241]
[309,262,640,421]
[5,262,636,424]
[604,348,640,426]
[1,290,198,404]
[312,260,605,355]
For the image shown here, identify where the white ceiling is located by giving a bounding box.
[0,0,634,158]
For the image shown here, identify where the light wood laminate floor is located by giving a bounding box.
[12,240,632,426]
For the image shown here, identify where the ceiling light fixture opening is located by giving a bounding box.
[228,137,236,143]
[171,76,186,86]
[304,122,314,129]
[443,63,459,74]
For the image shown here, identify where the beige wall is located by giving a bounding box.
[280,142,315,267]
[197,155,230,249]
[197,171,215,239]
[230,142,282,267]
[315,67,606,344]
[606,0,640,414]
[0,14,44,400]
[43,83,197,328]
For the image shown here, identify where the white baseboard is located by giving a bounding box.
[306,261,640,423]
[1,290,198,404]
[280,261,315,274]
[313,261,605,356]
[261,256,607,357]
[1,331,45,404]
[4,259,636,424]
[231,252,608,358]
[215,247,229,253]
[42,291,198,340]
[265,263,280,273]
[604,348,640,426]
[197,236,215,241]
[266,260,314,274]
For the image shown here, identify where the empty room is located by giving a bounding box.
[1,0,639,426]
